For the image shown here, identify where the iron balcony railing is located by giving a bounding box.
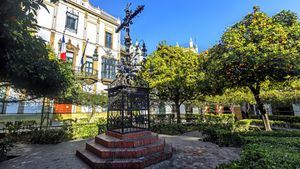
[73,66,98,81]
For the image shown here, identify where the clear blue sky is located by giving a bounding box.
[90,0,300,53]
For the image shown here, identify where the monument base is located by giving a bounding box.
[76,129,172,169]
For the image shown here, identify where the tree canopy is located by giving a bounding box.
[205,7,300,130]
[141,44,210,123]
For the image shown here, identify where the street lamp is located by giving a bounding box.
[93,47,98,61]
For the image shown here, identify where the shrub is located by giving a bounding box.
[269,115,300,124]
[151,114,175,124]
[70,123,98,139]
[234,119,252,132]
[242,130,300,138]
[248,119,288,128]
[202,129,243,147]
[249,115,300,124]
[185,114,201,123]
[197,114,236,131]
[151,123,188,135]
[290,123,300,129]
[0,135,13,162]
[96,118,107,134]
[67,118,106,139]
[30,128,69,144]
[216,130,300,169]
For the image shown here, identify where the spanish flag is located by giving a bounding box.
[60,35,66,61]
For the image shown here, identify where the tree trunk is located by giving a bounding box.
[249,86,272,131]
[1,87,7,114]
[89,104,95,123]
[40,97,46,129]
[175,101,181,124]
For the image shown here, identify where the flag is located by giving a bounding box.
[81,39,89,71]
[60,35,66,61]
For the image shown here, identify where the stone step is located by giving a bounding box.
[106,130,152,140]
[76,144,173,169]
[86,139,165,159]
[95,134,159,148]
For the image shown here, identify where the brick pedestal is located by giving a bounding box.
[76,130,172,169]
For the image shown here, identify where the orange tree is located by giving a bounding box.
[141,44,211,123]
[205,7,300,131]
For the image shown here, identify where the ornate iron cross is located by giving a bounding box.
[114,3,145,86]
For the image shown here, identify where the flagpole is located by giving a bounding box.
[59,29,66,59]
[81,38,89,72]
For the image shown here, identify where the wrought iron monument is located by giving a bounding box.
[106,3,150,134]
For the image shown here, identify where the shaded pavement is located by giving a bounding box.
[0,132,240,169]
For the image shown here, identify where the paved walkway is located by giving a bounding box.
[0,132,240,169]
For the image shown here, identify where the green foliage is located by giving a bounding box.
[67,118,106,139]
[205,87,255,105]
[205,6,300,130]
[0,134,13,162]
[1,118,107,144]
[151,123,198,135]
[250,115,300,125]
[269,115,300,124]
[0,0,75,98]
[243,130,300,137]
[206,8,299,88]
[202,129,244,147]
[142,44,210,122]
[205,78,300,105]
[150,123,190,135]
[239,119,288,128]
[290,123,300,129]
[211,129,300,169]
[273,10,298,27]
[198,114,236,131]
[75,92,108,106]
[56,90,108,107]
[151,114,175,124]
[69,123,98,139]
[30,128,69,144]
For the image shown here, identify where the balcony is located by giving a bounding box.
[74,66,98,84]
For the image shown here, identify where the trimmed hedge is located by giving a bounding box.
[219,143,300,169]
[209,130,300,169]
[198,114,236,131]
[249,115,300,124]
[30,128,69,144]
[202,129,243,147]
[150,123,199,135]
[238,119,288,128]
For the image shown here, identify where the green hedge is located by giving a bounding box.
[202,129,243,147]
[249,115,300,124]
[290,123,300,129]
[30,128,69,144]
[219,143,300,169]
[150,123,199,135]
[238,119,288,128]
[67,118,106,139]
[198,114,236,131]
[1,118,107,144]
[210,130,300,169]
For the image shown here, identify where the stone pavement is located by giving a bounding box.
[0,132,240,169]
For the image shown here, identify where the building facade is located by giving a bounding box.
[0,0,121,120]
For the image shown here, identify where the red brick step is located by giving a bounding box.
[86,139,165,158]
[95,134,159,148]
[106,130,152,140]
[76,144,173,169]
